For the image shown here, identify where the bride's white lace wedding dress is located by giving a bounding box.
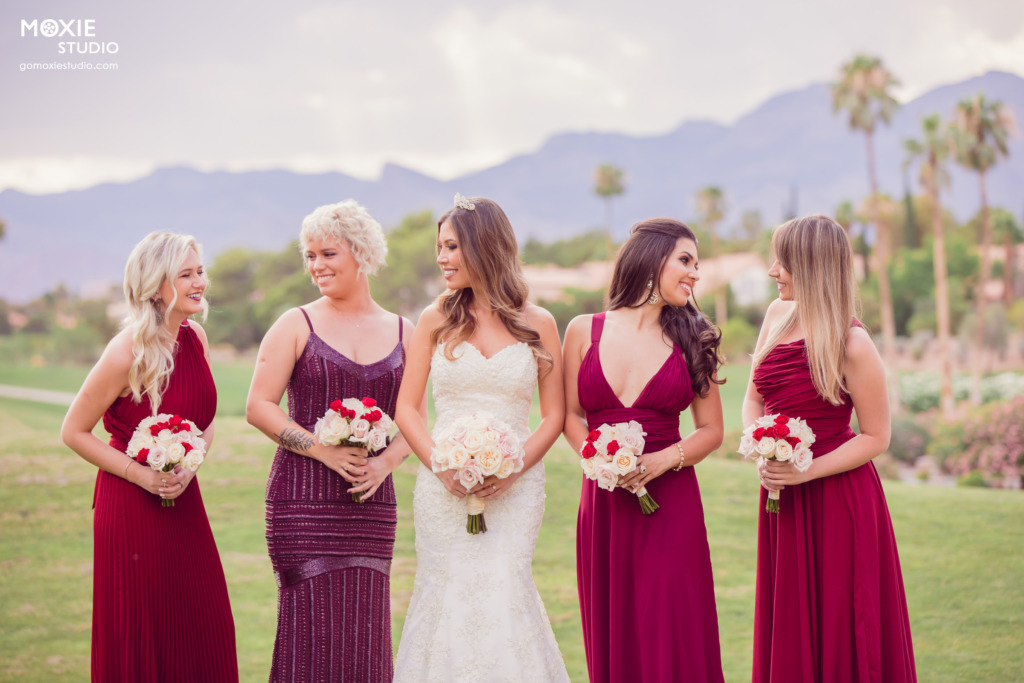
[393,341,570,683]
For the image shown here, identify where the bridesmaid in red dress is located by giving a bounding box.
[744,215,916,682]
[61,232,238,682]
[563,218,726,682]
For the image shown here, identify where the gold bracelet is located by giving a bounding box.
[123,459,134,480]
[672,443,686,471]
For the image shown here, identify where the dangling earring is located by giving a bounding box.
[152,297,165,324]
[645,279,659,305]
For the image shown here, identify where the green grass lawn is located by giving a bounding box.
[1,363,1023,681]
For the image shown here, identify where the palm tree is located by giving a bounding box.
[594,164,625,258]
[905,114,955,417]
[951,94,1016,404]
[696,186,727,325]
[832,54,901,411]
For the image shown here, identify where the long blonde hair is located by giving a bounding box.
[752,215,858,405]
[122,232,208,412]
[430,197,553,375]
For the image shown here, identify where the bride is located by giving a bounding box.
[393,194,570,682]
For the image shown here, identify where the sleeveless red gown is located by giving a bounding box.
[576,313,724,682]
[95,321,237,682]
[752,337,916,682]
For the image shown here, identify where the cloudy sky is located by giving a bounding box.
[2,0,1022,194]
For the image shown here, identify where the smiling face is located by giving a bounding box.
[436,220,472,290]
[656,237,700,307]
[768,258,794,300]
[157,249,206,316]
[305,237,361,296]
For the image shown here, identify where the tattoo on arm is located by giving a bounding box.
[275,427,315,454]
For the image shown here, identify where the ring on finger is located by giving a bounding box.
[639,464,647,474]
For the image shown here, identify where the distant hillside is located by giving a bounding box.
[1,70,1021,302]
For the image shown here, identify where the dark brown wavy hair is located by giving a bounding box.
[607,217,725,397]
[430,197,553,375]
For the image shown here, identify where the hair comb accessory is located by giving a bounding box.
[453,193,476,211]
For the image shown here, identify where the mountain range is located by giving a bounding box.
[1,70,1021,303]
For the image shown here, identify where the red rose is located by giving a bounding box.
[586,429,601,443]
[169,415,183,426]
[362,397,377,408]
[136,448,149,463]
[774,415,789,424]
[581,442,597,459]
[330,399,343,412]
[785,436,800,448]
[368,410,383,423]
[772,424,790,438]
[182,442,193,453]
[149,424,162,437]
[607,440,620,454]
[753,427,765,441]
[179,423,191,432]
[345,408,357,419]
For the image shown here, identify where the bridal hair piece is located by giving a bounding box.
[453,193,476,211]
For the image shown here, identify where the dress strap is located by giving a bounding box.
[590,312,606,343]
[398,315,403,342]
[298,307,314,332]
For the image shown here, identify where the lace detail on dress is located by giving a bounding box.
[394,342,569,683]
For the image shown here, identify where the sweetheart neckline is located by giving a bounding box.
[449,340,529,361]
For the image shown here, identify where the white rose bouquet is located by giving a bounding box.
[580,421,658,515]
[313,397,395,502]
[430,411,525,534]
[738,413,815,513]
[126,413,206,507]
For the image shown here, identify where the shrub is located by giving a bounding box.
[929,397,1024,489]
[888,416,930,464]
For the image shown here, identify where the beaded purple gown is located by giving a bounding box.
[265,308,404,682]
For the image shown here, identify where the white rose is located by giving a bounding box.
[187,434,206,456]
[612,452,637,476]
[498,457,517,478]
[593,431,612,454]
[792,446,813,472]
[156,429,176,449]
[147,445,168,470]
[618,429,644,454]
[447,421,468,443]
[483,429,501,446]
[183,450,204,471]
[580,457,599,479]
[166,442,186,464]
[462,429,485,453]
[349,418,370,442]
[498,433,520,458]
[449,445,471,469]
[755,415,776,429]
[596,464,619,492]
[375,414,394,433]
[738,434,755,457]
[476,445,503,476]
[774,440,793,461]
[367,427,388,451]
[431,447,450,472]
[467,413,493,431]
[755,437,777,456]
[341,398,364,414]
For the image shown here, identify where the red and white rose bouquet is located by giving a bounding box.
[126,413,206,507]
[580,420,658,515]
[430,411,525,534]
[738,413,815,513]
[314,396,394,501]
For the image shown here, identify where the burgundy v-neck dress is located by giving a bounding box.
[752,337,916,682]
[576,313,724,682]
[95,321,237,682]
[265,308,404,682]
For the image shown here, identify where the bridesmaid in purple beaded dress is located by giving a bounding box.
[246,200,422,682]
[563,218,726,682]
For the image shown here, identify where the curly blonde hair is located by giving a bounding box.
[298,200,388,276]
[122,232,208,412]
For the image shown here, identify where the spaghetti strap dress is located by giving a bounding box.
[575,312,724,682]
[95,321,238,682]
[265,308,404,682]
[751,331,916,682]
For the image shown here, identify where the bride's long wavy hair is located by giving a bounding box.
[122,232,208,413]
[752,215,858,405]
[430,197,553,376]
[607,218,724,397]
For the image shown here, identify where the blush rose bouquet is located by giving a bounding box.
[126,413,206,507]
[314,396,395,502]
[430,411,525,534]
[580,420,658,515]
[738,413,815,513]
